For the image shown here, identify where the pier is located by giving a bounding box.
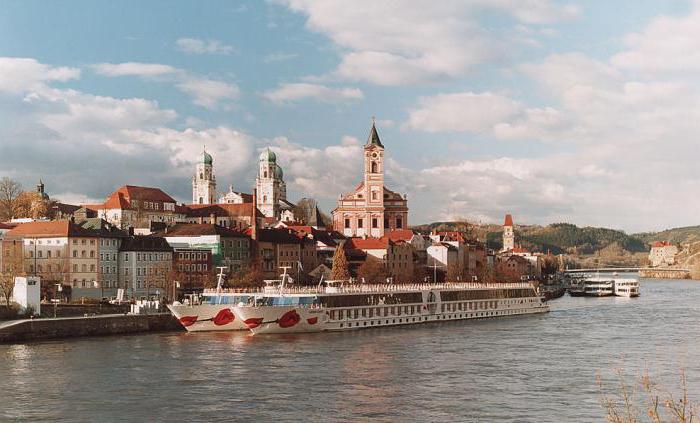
[564,267,691,279]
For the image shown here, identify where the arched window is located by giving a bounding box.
[371,161,378,173]
[263,195,267,203]
[264,171,268,178]
[199,197,203,204]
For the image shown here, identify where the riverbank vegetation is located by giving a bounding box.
[598,367,698,422]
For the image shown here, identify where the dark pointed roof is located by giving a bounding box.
[366,122,383,148]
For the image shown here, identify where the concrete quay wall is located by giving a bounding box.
[0,313,183,343]
[638,269,691,279]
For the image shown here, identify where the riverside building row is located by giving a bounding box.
[1,122,545,300]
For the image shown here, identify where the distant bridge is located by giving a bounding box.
[564,267,690,274]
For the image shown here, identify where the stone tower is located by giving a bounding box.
[364,121,385,211]
[503,214,515,252]
[192,148,216,204]
[256,147,284,218]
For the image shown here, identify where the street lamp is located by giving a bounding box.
[53,283,62,318]
[93,280,103,300]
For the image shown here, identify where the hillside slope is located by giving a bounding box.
[634,225,700,245]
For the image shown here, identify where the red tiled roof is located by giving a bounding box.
[118,185,177,203]
[5,220,95,238]
[512,247,530,254]
[651,241,672,248]
[387,229,415,242]
[0,222,16,230]
[345,237,389,250]
[504,214,514,226]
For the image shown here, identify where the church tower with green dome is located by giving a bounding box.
[256,147,289,219]
[192,147,216,204]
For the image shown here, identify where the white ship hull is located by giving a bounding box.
[168,304,248,332]
[233,296,549,335]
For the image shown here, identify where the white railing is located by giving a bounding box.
[203,282,532,295]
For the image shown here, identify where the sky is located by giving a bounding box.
[0,0,699,233]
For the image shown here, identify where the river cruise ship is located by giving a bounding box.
[168,268,256,332]
[613,278,640,297]
[231,276,549,335]
[583,277,615,297]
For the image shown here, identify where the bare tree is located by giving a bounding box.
[357,256,388,284]
[0,177,22,221]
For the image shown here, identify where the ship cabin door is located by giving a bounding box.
[427,290,441,315]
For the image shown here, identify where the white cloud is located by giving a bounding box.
[263,83,363,104]
[280,0,578,85]
[92,62,240,109]
[176,78,241,109]
[404,92,522,133]
[175,38,236,55]
[0,57,80,94]
[611,3,700,73]
[92,62,180,77]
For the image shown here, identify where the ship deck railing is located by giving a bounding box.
[203,282,533,296]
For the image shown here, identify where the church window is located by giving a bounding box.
[358,218,363,228]
[263,195,267,203]
[199,197,203,204]
[371,161,378,173]
[372,218,378,228]
[371,191,377,200]
[345,219,350,229]
[396,218,403,229]
[264,171,268,178]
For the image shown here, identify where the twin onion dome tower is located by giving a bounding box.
[191,120,409,237]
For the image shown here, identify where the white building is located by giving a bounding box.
[218,185,251,204]
[192,149,216,205]
[649,241,678,267]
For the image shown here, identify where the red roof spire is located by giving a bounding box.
[504,214,514,227]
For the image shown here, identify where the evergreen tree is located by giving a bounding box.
[330,246,351,280]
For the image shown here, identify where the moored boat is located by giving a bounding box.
[167,267,256,332]
[583,277,614,297]
[613,278,640,297]
[232,272,549,335]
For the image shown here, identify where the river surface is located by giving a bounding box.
[1,278,699,422]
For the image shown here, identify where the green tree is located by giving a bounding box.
[330,246,350,280]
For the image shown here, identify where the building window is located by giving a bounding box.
[372,218,378,228]
[358,218,363,228]
[396,218,403,229]
[372,191,378,200]
[371,161,378,173]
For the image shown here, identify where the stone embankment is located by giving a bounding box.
[0,313,183,343]
[638,268,691,279]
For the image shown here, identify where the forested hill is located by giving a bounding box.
[414,222,648,255]
[633,225,700,245]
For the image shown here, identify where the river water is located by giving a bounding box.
[1,278,699,422]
